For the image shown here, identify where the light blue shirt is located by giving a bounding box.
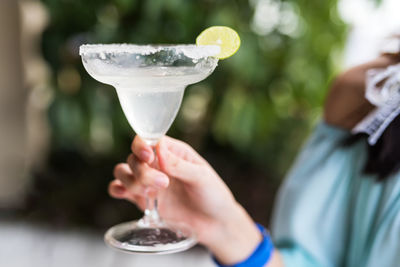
[271,122,400,267]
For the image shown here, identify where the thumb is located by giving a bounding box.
[156,140,203,183]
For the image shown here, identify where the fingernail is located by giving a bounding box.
[140,150,151,162]
[154,175,169,188]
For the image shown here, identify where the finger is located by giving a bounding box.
[162,136,206,164]
[113,162,149,196]
[157,139,205,183]
[108,179,127,199]
[113,163,135,188]
[134,195,147,211]
[131,135,154,163]
[108,180,147,211]
[127,154,169,188]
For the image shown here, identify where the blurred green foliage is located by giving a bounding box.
[41,0,347,178]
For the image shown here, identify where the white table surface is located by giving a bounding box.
[0,220,216,267]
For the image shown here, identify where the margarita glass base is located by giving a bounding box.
[104,219,197,254]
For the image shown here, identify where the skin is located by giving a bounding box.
[110,136,276,265]
[324,54,400,129]
[110,54,399,266]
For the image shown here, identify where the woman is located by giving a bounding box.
[108,51,400,266]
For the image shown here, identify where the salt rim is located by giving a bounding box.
[79,44,220,60]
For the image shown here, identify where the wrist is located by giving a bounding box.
[205,202,262,265]
[213,224,274,267]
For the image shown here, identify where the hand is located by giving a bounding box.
[109,135,262,265]
[324,54,400,129]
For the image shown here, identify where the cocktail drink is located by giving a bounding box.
[79,44,219,254]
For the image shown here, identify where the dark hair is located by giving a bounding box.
[345,115,400,180]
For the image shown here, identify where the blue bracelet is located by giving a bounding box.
[212,223,274,267]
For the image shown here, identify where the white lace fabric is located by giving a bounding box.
[352,63,400,145]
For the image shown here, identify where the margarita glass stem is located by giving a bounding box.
[141,144,162,226]
[143,197,161,224]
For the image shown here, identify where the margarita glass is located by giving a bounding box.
[79,44,219,254]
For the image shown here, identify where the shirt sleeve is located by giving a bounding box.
[364,179,400,267]
[270,122,357,267]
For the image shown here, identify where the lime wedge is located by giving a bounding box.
[196,26,240,59]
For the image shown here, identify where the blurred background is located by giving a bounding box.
[0,0,399,266]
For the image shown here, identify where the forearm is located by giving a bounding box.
[266,250,284,267]
[205,202,284,266]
